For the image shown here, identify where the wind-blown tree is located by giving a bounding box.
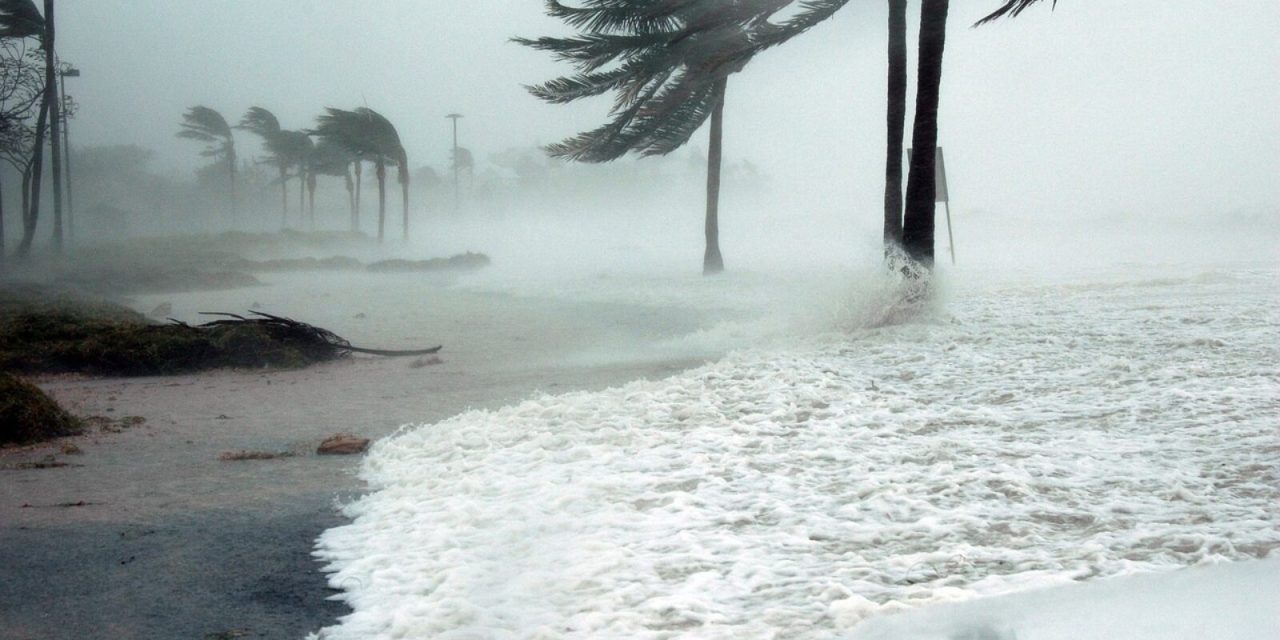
[519,0,854,275]
[518,1,755,274]
[306,138,355,230]
[1,0,48,258]
[0,35,43,264]
[279,129,313,227]
[311,107,408,243]
[238,106,291,226]
[177,106,237,225]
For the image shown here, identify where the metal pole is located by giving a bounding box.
[944,200,955,265]
[60,69,77,244]
[446,113,462,214]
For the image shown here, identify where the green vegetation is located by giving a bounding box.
[0,284,348,375]
[0,372,82,445]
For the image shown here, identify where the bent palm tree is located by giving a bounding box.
[520,1,787,275]
[311,107,408,243]
[308,138,357,231]
[239,106,291,226]
[177,106,237,223]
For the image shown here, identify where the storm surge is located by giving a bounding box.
[309,264,1278,639]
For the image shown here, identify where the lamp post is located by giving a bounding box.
[445,113,463,214]
[59,64,79,243]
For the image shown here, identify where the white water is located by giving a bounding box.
[310,261,1279,639]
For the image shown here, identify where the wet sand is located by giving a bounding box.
[0,275,717,639]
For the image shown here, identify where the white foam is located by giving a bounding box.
[310,264,1279,639]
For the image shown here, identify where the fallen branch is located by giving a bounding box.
[193,311,442,358]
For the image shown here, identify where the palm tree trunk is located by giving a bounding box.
[399,161,409,243]
[353,161,363,233]
[902,0,949,270]
[0,174,6,267]
[17,96,51,258]
[227,146,237,228]
[884,0,908,251]
[307,173,316,231]
[279,164,288,228]
[703,77,727,275]
[375,159,386,243]
[298,164,306,227]
[345,170,356,232]
[45,0,63,253]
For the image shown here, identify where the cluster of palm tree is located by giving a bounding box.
[523,0,1058,276]
[176,105,409,243]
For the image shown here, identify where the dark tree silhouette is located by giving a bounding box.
[901,0,949,268]
[884,0,907,251]
[308,138,357,231]
[0,36,44,264]
[238,106,292,226]
[312,107,408,243]
[518,1,800,275]
[975,0,1058,25]
[177,106,237,225]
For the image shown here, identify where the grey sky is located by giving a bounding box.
[59,0,1280,223]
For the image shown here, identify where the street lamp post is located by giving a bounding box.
[445,113,463,214]
[59,65,79,243]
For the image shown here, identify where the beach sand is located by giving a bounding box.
[0,273,716,639]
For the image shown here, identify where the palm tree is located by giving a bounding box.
[311,107,408,243]
[238,106,290,226]
[900,0,949,268]
[884,0,907,251]
[278,129,313,227]
[177,105,237,224]
[308,138,357,231]
[519,1,786,275]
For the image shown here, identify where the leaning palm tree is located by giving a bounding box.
[311,107,408,243]
[278,129,313,227]
[519,1,782,275]
[308,138,358,231]
[177,105,237,223]
[238,106,291,226]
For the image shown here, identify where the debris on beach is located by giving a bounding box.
[317,433,369,455]
[218,450,296,461]
[0,373,83,445]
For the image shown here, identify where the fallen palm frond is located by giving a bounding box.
[190,311,443,357]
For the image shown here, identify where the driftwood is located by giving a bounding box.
[185,311,442,357]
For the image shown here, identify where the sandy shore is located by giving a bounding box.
[0,274,719,639]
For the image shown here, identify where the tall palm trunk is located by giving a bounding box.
[399,159,409,243]
[279,164,288,228]
[353,161,362,233]
[307,172,316,230]
[884,0,908,251]
[0,176,6,267]
[902,0,949,269]
[375,159,386,243]
[345,168,356,232]
[227,146,237,228]
[45,0,63,253]
[703,77,727,275]
[17,96,51,258]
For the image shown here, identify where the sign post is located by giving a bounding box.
[907,146,956,265]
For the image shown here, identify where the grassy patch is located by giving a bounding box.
[0,373,83,445]
[0,285,349,376]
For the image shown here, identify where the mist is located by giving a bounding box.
[1,2,1277,639]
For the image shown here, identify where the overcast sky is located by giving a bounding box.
[57,0,1280,224]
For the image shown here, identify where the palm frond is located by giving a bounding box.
[238,106,281,138]
[974,0,1057,27]
[0,0,43,40]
